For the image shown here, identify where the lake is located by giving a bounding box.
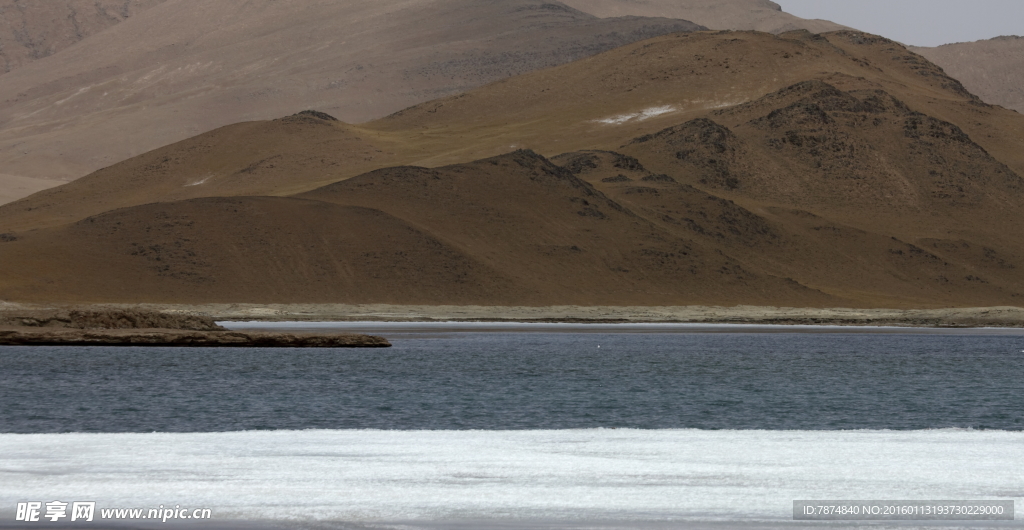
[1,324,1021,529]
[1,324,1022,432]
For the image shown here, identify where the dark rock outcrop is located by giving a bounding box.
[0,308,390,347]
[0,329,391,347]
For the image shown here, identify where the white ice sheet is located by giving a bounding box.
[1,429,1020,527]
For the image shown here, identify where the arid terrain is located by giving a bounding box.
[912,36,1024,113]
[0,0,164,73]
[0,0,703,197]
[562,0,847,34]
[1,0,1019,207]
[565,0,1023,114]
[1,29,1022,310]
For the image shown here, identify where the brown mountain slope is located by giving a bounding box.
[0,0,167,198]
[5,29,1020,233]
[295,151,833,305]
[368,30,1024,180]
[2,30,1023,307]
[0,0,702,199]
[0,151,832,305]
[0,0,165,73]
[1,148,1018,307]
[621,80,1024,231]
[912,37,1024,114]
[0,195,517,304]
[563,168,1019,307]
[561,1,1020,117]
[561,0,847,34]
[0,113,398,231]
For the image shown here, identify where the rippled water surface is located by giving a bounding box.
[1,327,1022,432]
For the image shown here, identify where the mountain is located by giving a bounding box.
[2,29,1023,307]
[8,0,1018,212]
[0,0,703,203]
[562,0,847,34]
[0,0,165,73]
[562,2,1023,115]
[5,29,1019,230]
[912,36,1024,114]
[0,151,830,306]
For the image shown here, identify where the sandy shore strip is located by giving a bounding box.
[2,303,1021,327]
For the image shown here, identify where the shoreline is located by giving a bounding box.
[220,320,1024,335]
[3,303,1023,328]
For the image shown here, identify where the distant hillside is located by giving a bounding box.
[561,0,848,34]
[2,30,1023,308]
[912,36,1024,114]
[0,0,165,73]
[0,0,702,199]
[561,2,1022,115]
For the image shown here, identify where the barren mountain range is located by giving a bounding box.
[0,0,839,75]
[564,0,1023,114]
[0,0,704,195]
[2,29,1022,308]
[0,0,1019,207]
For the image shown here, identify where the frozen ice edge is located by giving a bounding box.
[1,429,1021,528]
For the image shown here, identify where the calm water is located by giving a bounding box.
[1,329,1022,432]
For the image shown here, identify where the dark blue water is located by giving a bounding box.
[1,331,1022,432]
